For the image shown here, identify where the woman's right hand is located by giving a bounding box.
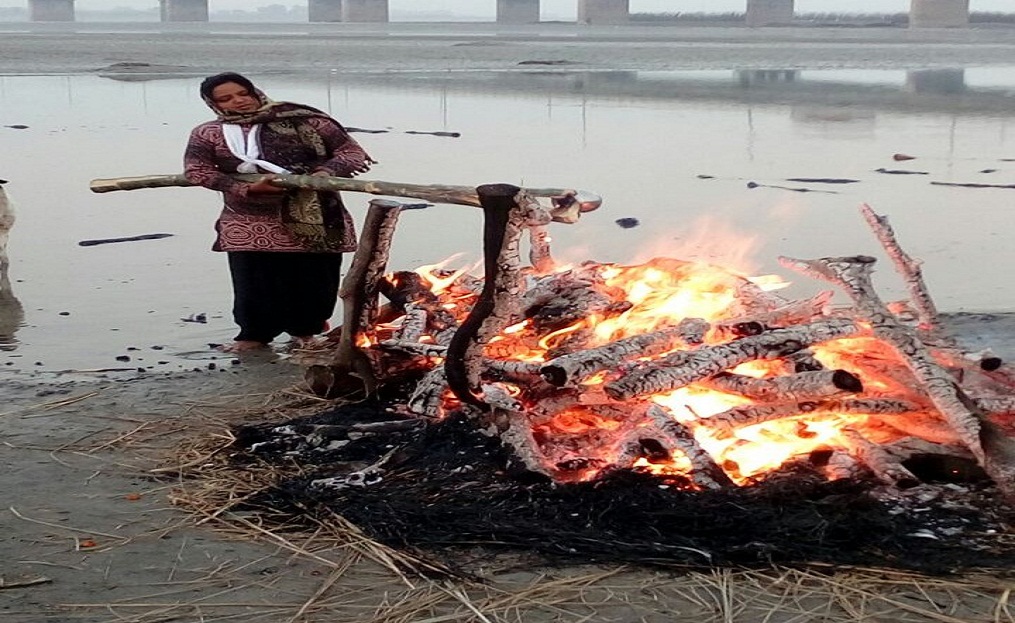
[247,175,285,194]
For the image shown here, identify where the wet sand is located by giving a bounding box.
[4,24,1015,622]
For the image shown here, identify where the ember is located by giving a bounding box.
[296,188,1015,500]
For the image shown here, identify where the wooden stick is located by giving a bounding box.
[445,185,540,409]
[88,173,602,223]
[859,204,939,331]
[779,254,1015,499]
[306,199,403,397]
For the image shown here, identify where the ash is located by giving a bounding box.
[232,393,1015,574]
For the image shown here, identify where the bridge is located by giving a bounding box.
[26,0,973,29]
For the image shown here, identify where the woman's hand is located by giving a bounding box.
[247,175,285,194]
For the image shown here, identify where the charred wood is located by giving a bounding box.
[699,370,863,403]
[604,318,862,401]
[779,254,1015,498]
[539,319,718,388]
[645,405,735,490]
[840,427,921,488]
[860,204,939,331]
[446,185,529,408]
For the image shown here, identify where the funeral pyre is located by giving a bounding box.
[292,185,1015,501]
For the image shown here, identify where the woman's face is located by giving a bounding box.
[210,82,260,113]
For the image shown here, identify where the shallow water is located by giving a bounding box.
[2,64,1015,376]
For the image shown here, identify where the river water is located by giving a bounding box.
[2,60,1015,377]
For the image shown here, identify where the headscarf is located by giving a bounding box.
[199,72,357,252]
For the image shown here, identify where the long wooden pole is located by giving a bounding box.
[88,173,602,222]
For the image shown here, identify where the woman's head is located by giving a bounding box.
[199,72,266,115]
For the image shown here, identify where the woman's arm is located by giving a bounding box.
[308,117,375,178]
[183,123,252,199]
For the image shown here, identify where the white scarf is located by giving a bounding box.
[221,123,291,174]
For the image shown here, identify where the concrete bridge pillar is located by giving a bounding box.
[309,0,343,22]
[577,0,628,25]
[160,0,209,22]
[497,0,540,24]
[342,0,388,22]
[28,0,74,21]
[745,0,794,27]
[909,0,969,28]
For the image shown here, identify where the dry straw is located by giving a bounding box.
[62,382,1015,623]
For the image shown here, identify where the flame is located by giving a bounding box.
[386,250,941,487]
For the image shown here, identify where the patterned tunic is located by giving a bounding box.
[184,117,370,253]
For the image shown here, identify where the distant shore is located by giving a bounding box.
[2,22,1015,77]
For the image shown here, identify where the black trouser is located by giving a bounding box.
[227,251,342,344]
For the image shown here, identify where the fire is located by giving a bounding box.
[371,253,965,490]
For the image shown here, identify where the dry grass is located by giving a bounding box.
[63,383,1015,623]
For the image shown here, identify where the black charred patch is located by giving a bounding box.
[231,398,1015,574]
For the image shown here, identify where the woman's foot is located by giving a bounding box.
[217,340,269,353]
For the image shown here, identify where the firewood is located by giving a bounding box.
[89,173,603,224]
[481,383,525,411]
[378,339,447,358]
[699,369,863,402]
[729,291,834,329]
[407,366,448,418]
[702,398,919,436]
[859,204,939,330]
[484,359,544,383]
[446,187,546,409]
[778,254,1015,499]
[528,224,556,274]
[604,318,863,401]
[839,427,920,488]
[883,437,973,462]
[822,451,865,481]
[394,303,428,342]
[539,319,715,388]
[325,199,404,394]
[646,405,734,490]
[499,408,555,480]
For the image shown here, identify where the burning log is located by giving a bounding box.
[528,224,556,274]
[604,318,863,401]
[377,339,447,358]
[500,409,555,480]
[306,199,403,396]
[729,290,834,329]
[645,405,735,490]
[838,427,920,488]
[539,318,713,389]
[699,369,863,402]
[445,186,548,410]
[702,398,919,436]
[779,254,1015,498]
[407,366,448,418]
[395,303,428,342]
[484,359,545,383]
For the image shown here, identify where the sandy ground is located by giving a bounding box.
[4,24,1015,622]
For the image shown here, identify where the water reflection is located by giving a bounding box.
[320,66,1015,116]
[906,69,967,95]
[2,68,1015,373]
[0,183,23,351]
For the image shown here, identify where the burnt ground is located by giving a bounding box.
[234,392,1015,577]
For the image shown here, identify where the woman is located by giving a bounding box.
[184,72,374,353]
